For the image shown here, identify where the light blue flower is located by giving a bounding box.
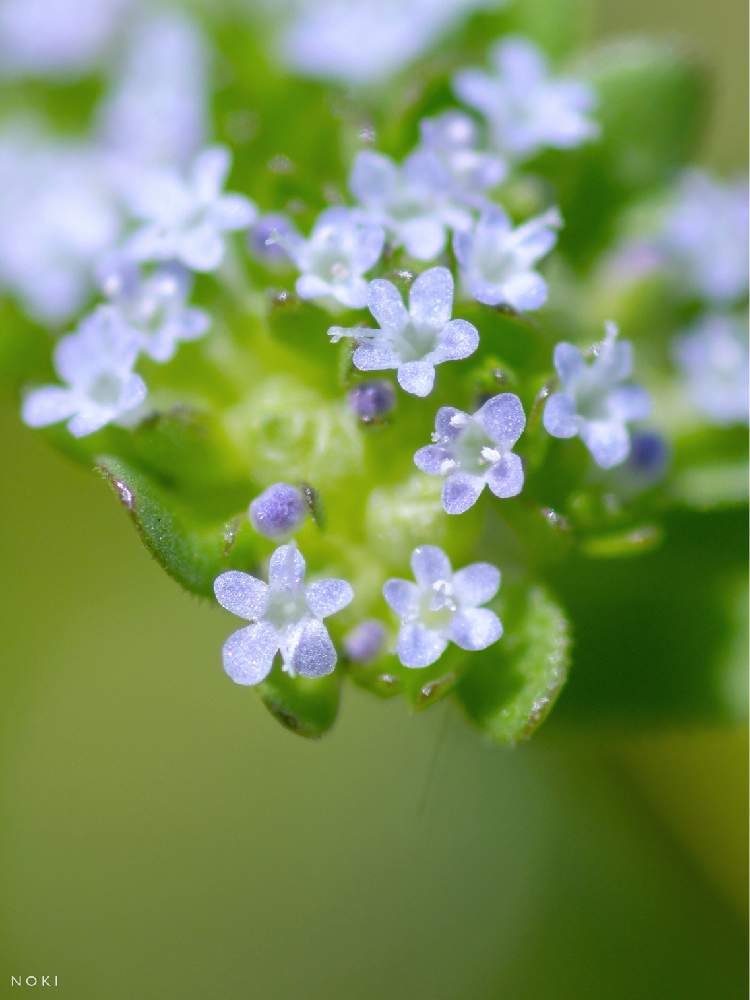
[418,110,507,208]
[214,543,354,685]
[661,170,749,305]
[414,394,526,514]
[126,146,256,272]
[21,305,147,437]
[286,206,385,309]
[454,35,599,160]
[329,266,479,397]
[672,313,749,426]
[543,322,651,468]
[454,205,561,310]
[98,257,210,363]
[383,545,502,668]
[350,148,472,261]
[249,483,308,539]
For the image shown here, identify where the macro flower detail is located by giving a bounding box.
[329,266,479,397]
[21,305,146,437]
[417,110,507,208]
[99,258,210,362]
[126,145,256,272]
[383,545,502,668]
[249,483,308,539]
[543,323,651,468]
[286,206,384,309]
[454,205,561,310]
[672,313,749,426]
[350,149,472,261]
[213,543,354,686]
[454,36,599,160]
[414,394,526,514]
[347,380,396,421]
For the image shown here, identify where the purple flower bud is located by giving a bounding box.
[248,483,307,538]
[347,380,396,421]
[247,213,295,266]
[626,431,669,481]
[343,620,386,663]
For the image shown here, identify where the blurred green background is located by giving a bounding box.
[0,1,747,997]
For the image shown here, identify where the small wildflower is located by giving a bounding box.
[347,380,396,421]
[249,483,308,539]
[21,305,146,437]
[126,145,256,272]
[543,322,651,468]
[383,545,502,668]
[418,110,507,208]
[329,266,479,397]
[454,36,599,160]
[672,313,749,426]
[99,257,210,363]
[343,619,386,663]
[247,212,296,267]
[454,205,561,310]
[213,543,354,685]
[414,393,526,514]
[286,206,384,309]
[349,148,472,261]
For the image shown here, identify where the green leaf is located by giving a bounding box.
[455,586,570,745]
[258,669,341,739]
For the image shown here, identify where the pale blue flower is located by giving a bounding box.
[21,305,147,437]
[454,205,561,310]
[418,110,507,208]
[329,266,479,397]
[249,483,308,539]
[286,207,385,309]
[350,149,472,260]
[660,170,749,305]
[214,543,354,685]
[126,146,256,272]
[98,257,210,363]
[672,313,749,426]
[347,380,396,421]
[543,322,651,468]
[415,394,526,514]
[383,545,502,668]
[454,36,599,160]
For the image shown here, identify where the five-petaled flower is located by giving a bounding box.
[414,393,526,514]
[454,206,561,310]
[126,145,256,272]
[543,322,651,468]
[383,545,503,668]
[213,543,354,685]
[454,36,599,160]
[418,110,507,210]
[99,257,210,363]
[329,266,479,397]
[21,305,147,437]
[672,313,749,426]
[286,206,384,309]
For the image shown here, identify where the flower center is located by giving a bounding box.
[265,588,309,629]
[394,321,438,362]
[88,372,123,408]
[417,578,457,632]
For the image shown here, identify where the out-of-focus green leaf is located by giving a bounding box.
[456,586,570,744]
[671,461,749,510]
[258,668,341,739]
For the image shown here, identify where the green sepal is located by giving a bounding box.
[258,668,341,739]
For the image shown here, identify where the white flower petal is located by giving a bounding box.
[501,270,548,312]
[452,563,501,608]
[382,578,420,618]
[367,279,408,332]
[580,419,630,469]
[474,393,526,448]
[288,619,337,678]
[400,217,446,261]
[178,222,224,271]
[192,145,230,202]
[486,452,524,499]
[21,386,77,428]
[305,578,354,619]
[350,150,398,205]
[433,318,479,362]
[397,360,435,397]
[211,193,256,231]
[442,472,485,514]
[553,342,585,384]
[296,273,331,300]
[413,444,449,475]
[543,393,578,438]
[607,384,652,421]
[222,622,278,686]
[410,545,452,587]
[396,623,447,669]
[409,266,454,329]
[353,340,399,372]
[214,570,269,620]
[268,543,306,590]
[449,608,503,651]
[67,407,113,438]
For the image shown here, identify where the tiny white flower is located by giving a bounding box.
[543,322,651,468]
[98,256,210,363]
[672,313,749,426]
[213,543,354,686]
[328,266,479,397]
[350,148,473,261]
[126,145,256,272]
[660,170,749,306]
[415,393,526,514]
[21,305,147,438]
[418,110,507,209]
[454,205,561,310]
[383,545,502,669]
[285,206,384,309]
[454,35,599,160]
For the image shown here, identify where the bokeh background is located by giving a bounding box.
[1,1,747,997]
